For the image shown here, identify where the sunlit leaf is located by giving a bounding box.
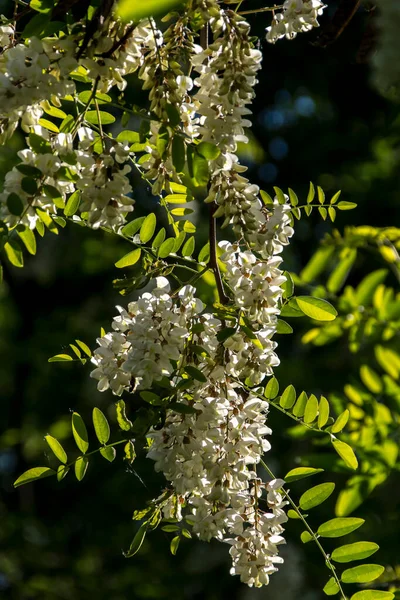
[304,394,319,423]
[123,523,148,557]
[350,592,394,600]
[116,399,133,431]
[296,297,337,321]
[293,391,308,417]
[280,385,296,409]
[332,438,358,470]
[264,377,279,400]
[341,564,384,584]
[299,482,335,510]
[318,396,330,428]
[45,435,67,464]
[170,535,180,555]
[317,517,365,538]
[72,412,89,454]
[75,456,89,481]
[140,213,156,243]
[100,446,116,462]
[92,407,110,445]
[331,409,350,434]
[14,467,55,488]
[115,248,141,268]
[323,577,340,596]
[284,467,324,483]
[332,542,379,563]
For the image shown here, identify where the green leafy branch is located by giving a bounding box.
[261,460,392,600]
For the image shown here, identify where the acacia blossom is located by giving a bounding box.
[266,0,326,44]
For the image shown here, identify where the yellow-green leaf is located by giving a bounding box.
[100,446,116,462]
[284,467,324,483]
[331,409,350,434]
[115,248,141,268]
[304,394,319,423]
[72,412,89,454]
[14,467,55,488]
[299,482,335,510]
[341,564,384,584]
[92,407,110,445]
[332,438,358,470]
[116,399,133,431]
[318,396,330,428]
[140,213,156,243]
[264,377,279,400]
[293,391,308,417]
[331,542,379,563]
[323,577,340,596]
[350,592,394,600]
[48,354,73,362]
[317,517,365,538]
[280,384,296,409]
[45,435,67,464]
[296,296,337,321]
[17,227,36,255]
[4,240,24,268]
[75,456,89,481]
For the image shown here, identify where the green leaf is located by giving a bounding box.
[341,564,384,584]
[140,213,156,244]
[317,186,325,204]
[328,206,336,222]
[115,248,141,268]
[64,191,81,217]
[4,239,24,268]
[264,377,279,399]
[123,523,148,557]
[198,242,210,264]
[332,542,379,563]
[280,385,296,409]
[38,118,59,133]
[276,319,293,334]
[274,186,286,204]
[350,592,394,600]
[292,391,308,417]
[319,206,327,220]
[85,111,115,125]
[355,269,388,307]
[181,236,195,257]
[157,237,175,259]
[300,246,334,284]
[7,193,24,216]
[48,354,73,362]
[330,190,341,204]
[100,446,116,462]
[122,217,145,237]
[184,366,207,382]
[59,115,75,133]
[296,296,337,321]
[152,228,166,249]
[170,535,180,555]
[197,142,220,160]
[317,517,365,538]
[116,400,133,431]
[318,396,330,428]
[75,340,91,357]
[359,365,382,394]
[124,440,136,463]
[260,190,274,206]
[216,327,237,343]
[327,249,357,293]
[284,467,324,483]
[300,531,313,543]
[17,227,36,255]
[299,482,335,510]
[307,181,315,204]
[282,271,294,298]
[169,402,197,415]
[332,439,358,470]
[45,435,67,464]
[337,201,357,210]
[288,188,299,206]
[304,394,319,423]
[92,407,110,445]
[192,152,209,187]
[323,577,340,596]
[14,467,55,488]
[331,410,350,434]
[72,412,89,454]
[171,136,186,173]
[57,464,69,482]
[29,132,51,154]
[75,456,89,481]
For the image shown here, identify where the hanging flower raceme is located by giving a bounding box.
[0,126,134,231]
[266,0,326,44]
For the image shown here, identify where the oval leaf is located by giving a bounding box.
[318,396,330,428]
[72,412,89,454]
[45,435,67,464]
[317,517,365,538]
[296,296,337,321]
[332,542,379,563]
[115,248,141,269]
[75,456,89,481]
[341,564,385,584]
[140,213,156,244]
[265,376,279,400]
[304,394,319,424]
[299,482,335,511]
[350,592,394,600]
[280,385,296,409]
[92,407,110,445]
[123,523,148,558]
[331,410,350,434]
[323,577,340,596]
[100,446,116,462]
[14,467,55,488]
[332,438,358,470]
[284,467,324,483]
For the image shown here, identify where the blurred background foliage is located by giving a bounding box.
[1,0,400,598]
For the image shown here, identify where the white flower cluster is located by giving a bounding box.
[266,0,326,44]
[148,380,288,587]
[81,19,155,93]
[0,29,77,142]
[0,126,134,231]
[90,278,203,395]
